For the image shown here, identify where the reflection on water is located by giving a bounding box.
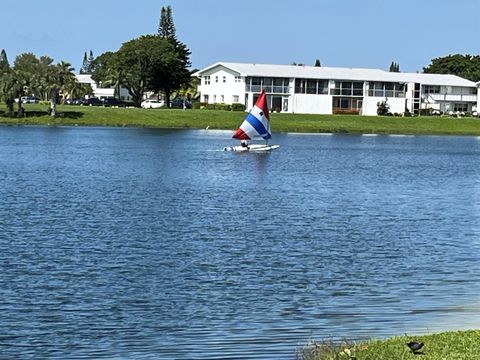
[1,127,480,359]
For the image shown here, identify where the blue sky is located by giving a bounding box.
[0,0,478,73]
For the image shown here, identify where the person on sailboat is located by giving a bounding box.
[240,139,249,148]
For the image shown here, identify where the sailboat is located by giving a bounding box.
[223,90,280,152]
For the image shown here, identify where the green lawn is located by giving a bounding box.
[297,330,480,359]
[2,104,480,136]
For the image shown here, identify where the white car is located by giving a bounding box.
[14,96,40,103]
[141,99,164,109]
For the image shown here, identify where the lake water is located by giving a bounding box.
[1,126,480,359]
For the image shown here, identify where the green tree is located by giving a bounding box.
[12,53,42,112]
[423,54,480,82]
[389,61,400,72]
[0,50,19,115]
[156,5,191,106]
[48,61,77,116]
[172,69,200,101]
[80,52,88,74]
[80,50,95,74]
[115,35,177,105]
[0,49,9,73]
[158,6,176,40]
[91,51,123,97]
[0,71,20,115]
[87,50,94,73]
[69,83,94,99]
[12,53,77,116]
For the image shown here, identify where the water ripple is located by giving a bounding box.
[1,128,480,358]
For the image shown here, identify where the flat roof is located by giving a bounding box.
[195,62,476,87]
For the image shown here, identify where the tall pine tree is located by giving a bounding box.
[87,50,95,73]
[389,61,400,72]
[80,50,95,74]
[158,6,176,40]
[156,6,191,106]
[0,49,10,73]
[80,52,88,74]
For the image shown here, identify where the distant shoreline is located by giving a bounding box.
[3,104,480,136]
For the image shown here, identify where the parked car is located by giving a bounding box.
[102,97,127,107]
[141,99,165,109]
[73,98,86,105]
[24,96,40,103]
[169,98,192,109]
[15,96,40,103]
[81,97,103,106]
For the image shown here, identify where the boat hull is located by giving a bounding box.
[223,144,280,152]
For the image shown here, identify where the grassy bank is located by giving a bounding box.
[3,104,480,135]
[297,329,480,359]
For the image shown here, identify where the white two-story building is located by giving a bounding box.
[194,62,478,116]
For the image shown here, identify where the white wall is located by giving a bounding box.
[477,86,480,111]
[292,94,332,114]
[363,97,405,115]
[198,66,245,104]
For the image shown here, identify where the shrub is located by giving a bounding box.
[231,103,246,111]
[333,109,360,115]
[377,100,390,116]
[204,103,231,111]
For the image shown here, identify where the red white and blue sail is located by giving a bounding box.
[232,90,271,141]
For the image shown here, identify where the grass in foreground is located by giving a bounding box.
[296,330,480,359]
[3,104,480,136]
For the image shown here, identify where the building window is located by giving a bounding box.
[223,76,226,83]
[235,76,241,83]
[203,94,209,103]
[295,79,307,93]
[307,80,317,94]
[424,85,440,94]
[213,95,217,103]
[331,81,363,96]
[368,82,404,98]
[245,77,289,93]
[294,79,328,94]
[454,103,468,112]
[332,96,362,114]
[233,95,239,103]
[221,95,224,102]
[215,76,218,83]
[204,76,210,85]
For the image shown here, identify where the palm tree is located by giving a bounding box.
[0,70,22,115]
[173,72,199,101]
[48,61,76,116]
[57,61,77,101]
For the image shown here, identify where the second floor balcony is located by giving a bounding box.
[425,93,477,102]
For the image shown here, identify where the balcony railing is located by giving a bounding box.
[426,93,477,102]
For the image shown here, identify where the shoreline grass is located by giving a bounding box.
[2,104,480,136]
[297,329,480,359]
